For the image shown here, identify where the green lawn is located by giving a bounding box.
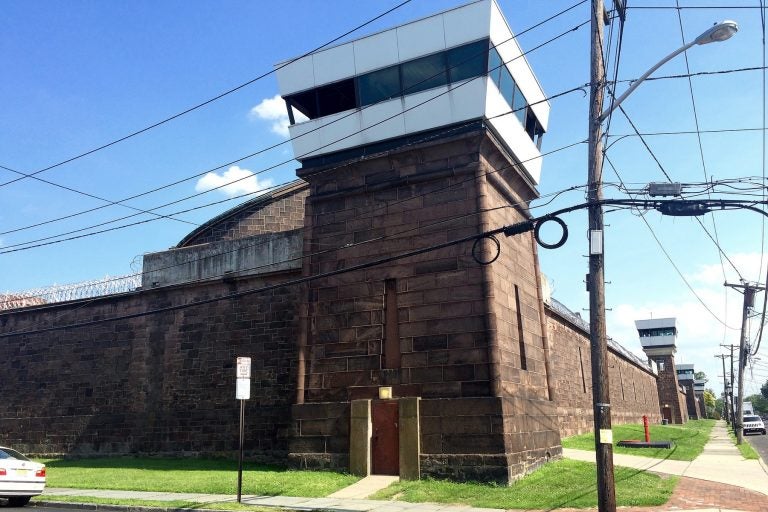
[41,457,358,497]
[370,459,677,509]
[561,419,714,461]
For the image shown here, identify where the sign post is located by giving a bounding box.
[235,357,251,503]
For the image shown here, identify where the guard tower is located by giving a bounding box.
[676,363,703,419]
[636,318,687,424]
[277,0,560,483]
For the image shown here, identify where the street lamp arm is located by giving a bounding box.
[598,42,695,123]
[597,20,738,124]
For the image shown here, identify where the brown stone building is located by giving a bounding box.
[0,0,661,484]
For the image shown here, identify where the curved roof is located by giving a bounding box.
[176,179,308,248]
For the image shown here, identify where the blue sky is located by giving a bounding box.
[2,0,767,397]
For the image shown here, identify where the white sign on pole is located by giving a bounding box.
[236,357,251,378]
[236,378,251,400]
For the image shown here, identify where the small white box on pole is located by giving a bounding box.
[589,230,603,255]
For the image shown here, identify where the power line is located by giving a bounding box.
[627,5,768,9]
[611,103,746,281]
[752,0,768,358]
[616,66,768,83]
[673,1,730,326]
[8,44,749,239]
[0,126,586,255]
[2,11,590,239]
[0,0,417,189]
[607,127,768,143]
[1,25,592,251]
[0,163,198,228]
[602,154,737,329]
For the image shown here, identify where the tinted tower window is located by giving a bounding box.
[401,52,447,95]
[359,66,401,106]
[447,39,488,82]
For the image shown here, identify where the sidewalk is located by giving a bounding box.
[563,420,768,496]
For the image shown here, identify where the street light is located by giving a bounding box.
[586,5,738,511]
[599,20,738,123]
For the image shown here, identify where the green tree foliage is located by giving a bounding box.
[714,398,725,420]
[695,371,708,381]
[744,394,768,414]
[761,379,768,400]
[703,389,717,419]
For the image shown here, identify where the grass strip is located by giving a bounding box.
[40,457,358,497]
[725,429,760,459]
[370,459,677,509]
[561,419,714,461]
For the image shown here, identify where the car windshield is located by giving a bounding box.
[0,448,30,461]
[744,415,760,422]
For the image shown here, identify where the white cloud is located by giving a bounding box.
[249,94,291,137]
[687,252,767,287]
[194,166,272,198]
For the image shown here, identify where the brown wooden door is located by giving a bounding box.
[662,407,672,423]
[372,400,399,475]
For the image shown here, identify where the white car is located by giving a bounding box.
[743,415,767,436]
[0,447,46,507]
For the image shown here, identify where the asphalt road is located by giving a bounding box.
[744,431,768,463]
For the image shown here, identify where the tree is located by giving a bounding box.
[761,379,768,400]
[714,397,725,420]
[695,371,708,382]
[745,394,768,415]
[703,389,717,418]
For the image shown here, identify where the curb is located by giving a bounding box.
[759,454,768,476]
[31,500,219,512]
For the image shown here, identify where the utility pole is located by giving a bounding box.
[725,282,764,444]
[714,354,729,424]
[587,1,615,511]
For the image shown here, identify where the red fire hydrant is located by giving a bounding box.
[643,415,650,442]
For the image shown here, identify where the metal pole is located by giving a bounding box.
[238,399,245,503]
[727,344,736,428]
[588,2,616,511]
[715,354,729,424]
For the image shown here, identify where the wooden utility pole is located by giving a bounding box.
[714,354,730,424]
[587,1,615,511]
[724,282,764,444]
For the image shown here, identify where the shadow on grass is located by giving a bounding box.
[538,465,676,511]
[43,457,289,473]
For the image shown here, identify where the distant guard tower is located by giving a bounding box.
[277,0,559,483]
[676,363,703,420]
[694,378,707,417]
[636,318,688,424]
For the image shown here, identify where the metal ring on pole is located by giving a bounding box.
[534,216,568,249]
[471,235,501,265]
